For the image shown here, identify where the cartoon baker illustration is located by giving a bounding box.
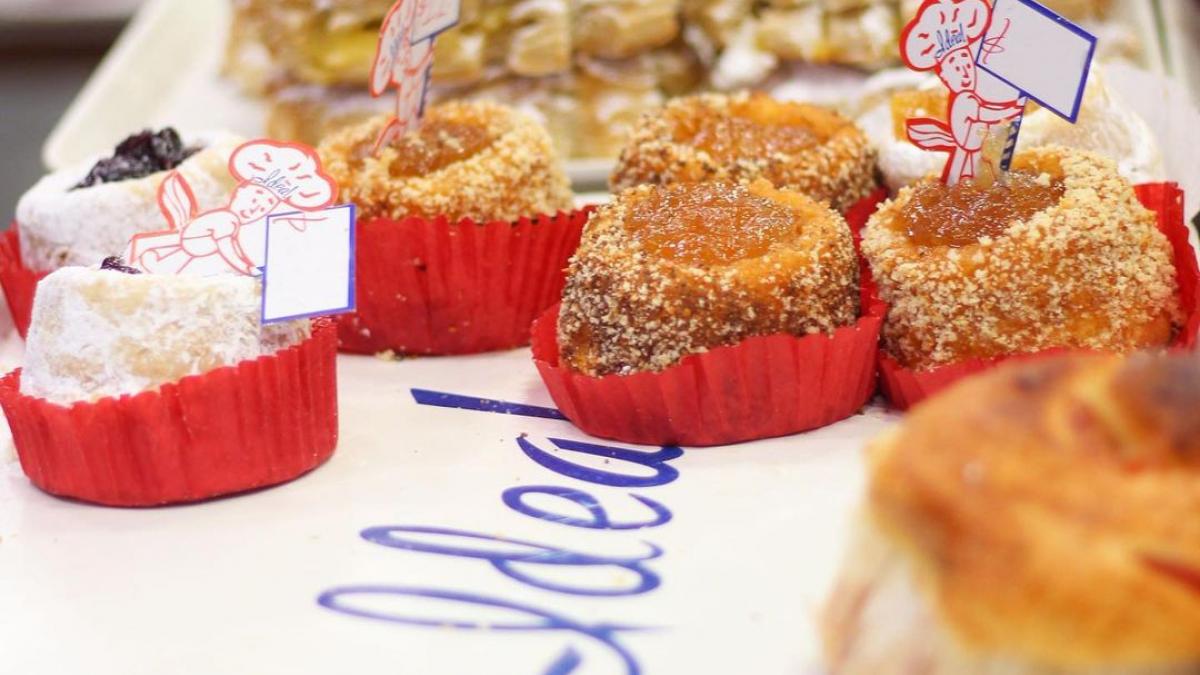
[901,0,1025,184]
[128,140,338,277]
[369,0,460,151]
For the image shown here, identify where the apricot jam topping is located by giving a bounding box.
[625,183,796,267]
[895,172,1065,247]
[386,114,493,177]
[671,97,824,164]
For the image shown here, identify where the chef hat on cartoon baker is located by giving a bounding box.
[901,0,992,70]
[229,140,338,209]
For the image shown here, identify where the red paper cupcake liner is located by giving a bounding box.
[0,318,339,507]
[337,208,592,356]
[529,190,889,447]
[0,226,48,339]
[879,182,1200,410]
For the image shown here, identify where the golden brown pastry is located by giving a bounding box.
[558,179,859,375]
[862,146,1180,370]
[823,351,1200,674]
[318,100,573,222]
[610,92,878,212]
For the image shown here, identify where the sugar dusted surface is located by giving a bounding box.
[319,100,573,222]
[15,132,242,273]
[862,147,1180,370]
[21,267,309,405]
[610,91,878,213]
[558,180,860,376]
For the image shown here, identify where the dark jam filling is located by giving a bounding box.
[100,257,142,275]
[73,128,200,190]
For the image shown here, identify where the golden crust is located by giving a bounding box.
[862,352,1200,668]
[610,91,879,213]
[318,100,573,222]
[862,146,1180,370]
[558,180,860,376]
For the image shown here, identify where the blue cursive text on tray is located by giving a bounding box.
[316,389,684,674]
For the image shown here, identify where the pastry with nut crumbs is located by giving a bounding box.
[319,100,572,222]
[610,92,878,213]
[823,352,1200,675]
[559,179,859,375]
[318,100,588,355]
[0,260,337,507]
[863,146,1184,373]
[531,179,885,446]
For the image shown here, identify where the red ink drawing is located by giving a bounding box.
[900,0,1025,184]
[127,140,338,277]
[369,0,461,153]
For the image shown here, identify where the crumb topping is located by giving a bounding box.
[559,180,860,376]
[319,100,573,221]
[610,91,878,213]
[863,146,1181,370]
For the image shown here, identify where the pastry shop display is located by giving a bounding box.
[823,351,1200,675]
[224,1,1144,161]
[862,146,1200,408]
[1,129,241,336]
[610,92,878,212]
[531,179,887,446]
[858,67,1164,192]
[225,0,698,160]
[0,262,338,506]
[228,0,1133,162]
[318,100,588,355]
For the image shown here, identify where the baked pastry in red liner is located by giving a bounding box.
[531,188,888,447]
[878,181,1200,410]
[320,101,587,355]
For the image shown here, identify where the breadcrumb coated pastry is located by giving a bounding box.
[318,100,573,222]
[22,266,309,405]
[823,352,1200,674]
[558,179,859,376]
[862,146,1180,370]
[610,91,878,212]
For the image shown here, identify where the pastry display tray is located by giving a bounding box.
[4,91,1199,672]
[39,0,1170,191]
[3,2,1199,673]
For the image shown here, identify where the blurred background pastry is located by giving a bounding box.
[222,0,1143,161]
[611,91,877,212]
[823,351,1200,674]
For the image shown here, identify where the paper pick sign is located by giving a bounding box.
[977,0,1096,169]
[124,139,356,323]
[900,0,1026,184]
[369,0,461,152]
[261,205,356,324]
